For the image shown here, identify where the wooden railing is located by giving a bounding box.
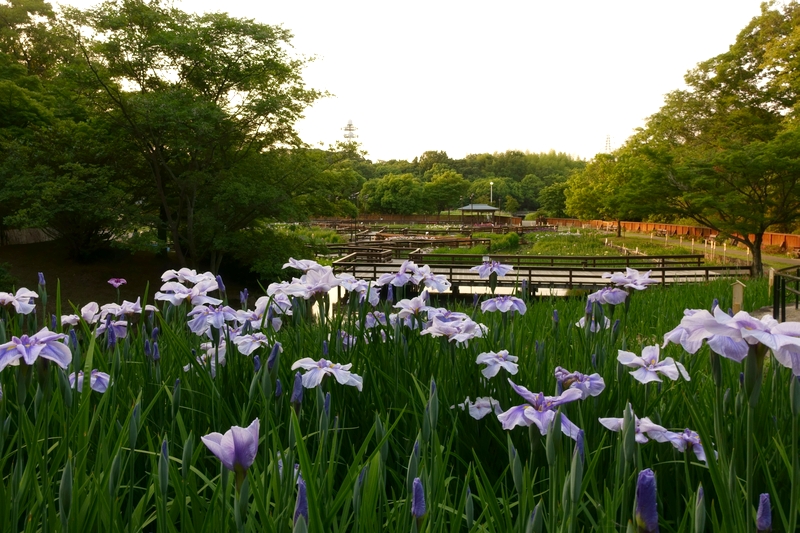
[407,252,705,268]
[332,256,750,292]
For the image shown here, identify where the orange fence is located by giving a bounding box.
[315,214,523,226]
[546,218,800,250]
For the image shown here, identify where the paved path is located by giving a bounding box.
[610,231,800,270]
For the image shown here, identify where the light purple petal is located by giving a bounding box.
[230,419,259,470]
[631,367,662,383]
[617,351,644,368]
[201,432,236,471]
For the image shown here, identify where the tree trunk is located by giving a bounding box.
[750,233,764,277]
[617,219,622,238]
[186,189,197,267]
[148,153,187,267]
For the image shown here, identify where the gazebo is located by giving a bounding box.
[458,203,498,225]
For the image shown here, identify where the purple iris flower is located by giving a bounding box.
[757,493,772,532]
[363,311,387,329]
[661,428,713,463]
[108,278,127,288]
[598,409,669,444]
[411,264,451,292]
[95,317,128,341]
[617,345,690,384]
[497,379,583,439]
[602,267,658,290]
[411,477,426,518]
[420,316,487,346]
[215,275,226,293]
[587,287,628,305]
[0,327,72,371]
[187,304,238,336]
[68,369,110,393]
[38,272,46,286]
[283,258,324,273]
[161,268,215,284]
[475,350,519,379]
[232,332,270,356]
[337,330,357,350]
[480,296,527,315]
[0,287,39,315]
[661,307,783,363]
[239,288,249,309]
[376,260,415,288]
[575,316,611,332]
[635,469,659,532]
[294,478,309,525]
[394,293,433,320]
[155,279,222,307]
[275,378,283,397]
[290,358,363,391]
[200,419,259,474]
[253,355,261,372]
[470,260,513,279]
[451,396,503,420]
[553,366,605,398]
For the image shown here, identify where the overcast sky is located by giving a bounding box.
[62,0,768,162]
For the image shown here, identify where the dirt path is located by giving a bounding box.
[608,231,800,271]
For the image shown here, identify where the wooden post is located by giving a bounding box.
[732,280,746,313]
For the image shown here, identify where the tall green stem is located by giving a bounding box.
[746,405,754,533]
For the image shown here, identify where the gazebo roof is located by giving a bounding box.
[458,203,498,212]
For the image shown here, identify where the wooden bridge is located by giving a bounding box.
[332,251,751,295]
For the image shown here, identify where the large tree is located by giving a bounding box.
[422,168,469,215]
[65,0,321,268]
[631,1,800,275]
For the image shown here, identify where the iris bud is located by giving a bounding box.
[694,484,705,533]
[634,469,659,533]
[59,457,73,527]
[411,477,426,519]
[294,478,309,525]
[756,493,772,532]
[158,437,169,498]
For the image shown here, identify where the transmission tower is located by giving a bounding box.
[605,134,611,153]
[342,119,358,142]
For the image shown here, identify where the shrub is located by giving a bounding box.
[0,262,15,291]
[221,226,310,282]
[473,231,520,252]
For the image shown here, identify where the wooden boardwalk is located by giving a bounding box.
[332,253,751,295]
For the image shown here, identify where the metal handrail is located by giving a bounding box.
[772,266,800,321]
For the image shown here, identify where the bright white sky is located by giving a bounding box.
[62,0,768,162]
